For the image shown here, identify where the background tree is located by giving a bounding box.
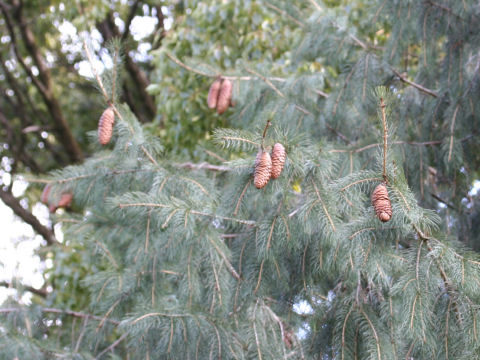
[1,0,480,359]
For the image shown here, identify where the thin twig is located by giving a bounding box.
[312,180,336,232]
[95,332,128,359]
[448,105,460,162]
[246,68,285,99]
[391,67,438,98]
[174,162,230,172]
[208,237,241,280]
[380,98,388,182]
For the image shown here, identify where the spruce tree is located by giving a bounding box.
[2,1,480,359]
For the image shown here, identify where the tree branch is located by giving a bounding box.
[0,188,59,245]
[0,281,47,298]
[391,67,438,98]
[174,162,230,172]
[0,307,120,325]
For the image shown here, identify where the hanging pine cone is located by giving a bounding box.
[41,184,52,204]
[98,107,115,145]
[207,78,222,109]
[216,78,233,115]
[371,183,392,222]
[254,150,272,189]
[49,191,73,213]
[270,143,286,179]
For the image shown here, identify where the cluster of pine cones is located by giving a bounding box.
[254,143,286,189]
[207,77,234,114]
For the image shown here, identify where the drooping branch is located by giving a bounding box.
[0,188,59,246]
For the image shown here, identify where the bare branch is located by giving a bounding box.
[0,281,47,298]
[0,188,59,245]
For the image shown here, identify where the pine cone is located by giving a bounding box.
[207,78,222,109]
[41,184,51,204]
[254,150,272,189]
[216,78,233,115]
[50,192,73,213]
[371,183,392,222]
[98,107,115,145]
[270,143,286,179]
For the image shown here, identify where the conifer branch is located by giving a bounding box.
[359,308,381,360]
[333,60,360,116]
[118,203,255,226]
[447,104,460,162]
[265,2,304,27]
[255,260,265,294]
[308,0,323,12]
[253,299,264,360]
[380,97,388,182]
[175,162,230,172]
[341,178,384,191]
[391,67,438,98]
[342,306,354,360]
[234,179,252,216]
[95,332,128,360]
[165,52,286,82]
[246,68,285,99]
[0,307,120,325]
[220,136,260,147]
[349,227,376,240]
[312,180,336,232]
[208,237,241,280]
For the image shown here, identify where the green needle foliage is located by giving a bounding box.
[2,1,480,359]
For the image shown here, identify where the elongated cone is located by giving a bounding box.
[207,78,222,109]
[41,184,51,204]
[216,78,233,115]
[254,150,272,189]
[49,192,73,213]
[371,183,392,222]
[270,143,286,179]
[98,107,115,145]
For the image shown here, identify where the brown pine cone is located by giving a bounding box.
[254,150,272,189]
[50,192,73,213]
[371,183,392,222]
[216,78,233,115]
[98,107,115,145]
[41,184,52,204]
[270,143,286,179]
[207,78,222,109]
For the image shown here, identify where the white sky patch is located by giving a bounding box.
[130,16,157,40]
[469,180,480,196]
[0,202,47,305]
[293,299,314,315]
